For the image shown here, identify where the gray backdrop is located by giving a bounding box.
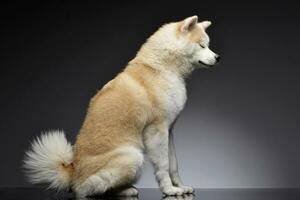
[0,1,299,188]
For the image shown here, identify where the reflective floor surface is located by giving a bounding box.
[0,188,299,200]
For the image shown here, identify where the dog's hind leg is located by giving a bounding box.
[73,146,143,197]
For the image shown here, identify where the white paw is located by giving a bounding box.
[163,194,194,200]
[117,187,139,196]
[178,185,194,194]
[163,186,184,196]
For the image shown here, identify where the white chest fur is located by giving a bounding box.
[159,72,187,126]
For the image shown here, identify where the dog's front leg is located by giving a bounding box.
[169,130,194,193]
[144,124,184,196]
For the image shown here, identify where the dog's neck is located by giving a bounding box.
[131,48,195,79]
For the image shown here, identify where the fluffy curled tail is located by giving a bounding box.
[23,130,74,190]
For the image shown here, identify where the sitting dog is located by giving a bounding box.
[24,16,220,197]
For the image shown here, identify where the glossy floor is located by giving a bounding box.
[0,188,299,200]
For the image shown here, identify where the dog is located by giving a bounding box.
[23,16,220,197]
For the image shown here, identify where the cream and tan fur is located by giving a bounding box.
[24,16,220,197]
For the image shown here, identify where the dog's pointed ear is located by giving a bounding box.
[180,16,198,32]
[200,21,212,30]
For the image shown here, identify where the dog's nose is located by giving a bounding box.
[215,55,221,63]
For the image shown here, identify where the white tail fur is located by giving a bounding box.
[23,130,73,190]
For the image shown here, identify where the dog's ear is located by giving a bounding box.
[200,21,212,30]
[180,16,198,32]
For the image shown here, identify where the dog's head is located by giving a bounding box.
[136,16,220,74]
[176,16,220,68]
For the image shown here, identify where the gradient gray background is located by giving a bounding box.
[0,1,299,188]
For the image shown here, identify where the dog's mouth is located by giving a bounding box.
[198,60,215,68]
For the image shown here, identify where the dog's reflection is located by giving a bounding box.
[76,196,138,200]
[163,194,194,200]
[76,194,194,200]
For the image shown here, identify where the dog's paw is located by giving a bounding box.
[117,187,139,196]
[163,186,184,196]
[178,185,194,194]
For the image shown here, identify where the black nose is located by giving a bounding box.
[215,55,221,63]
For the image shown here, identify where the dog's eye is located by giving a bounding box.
[199,44,205,48]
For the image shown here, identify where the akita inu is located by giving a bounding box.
[24,16,220,197]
